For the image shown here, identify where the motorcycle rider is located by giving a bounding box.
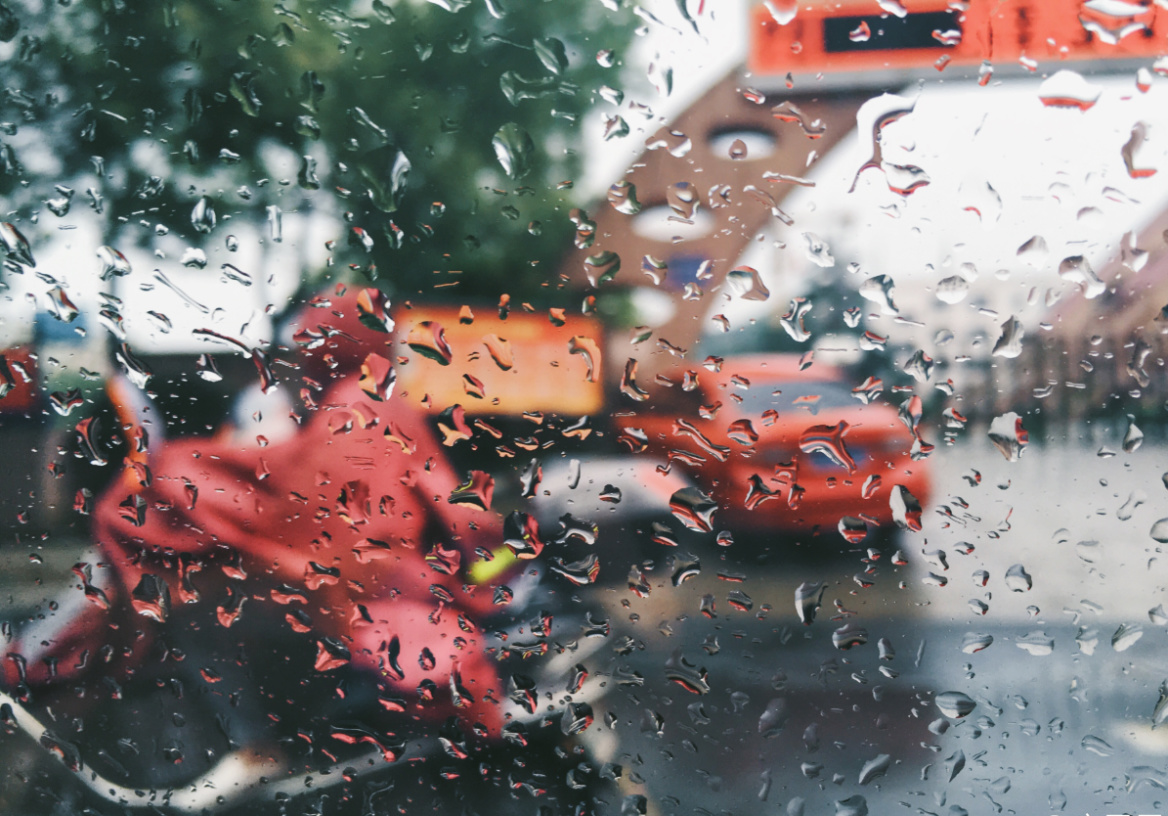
[2,286,522,753]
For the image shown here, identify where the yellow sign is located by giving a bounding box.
[393,305,604,416]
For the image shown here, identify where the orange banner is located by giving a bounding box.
[392,305,604,416]
[749,0,1168,78]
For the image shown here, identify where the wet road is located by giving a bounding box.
[3,434,1168,815]
[576,432,1168,816]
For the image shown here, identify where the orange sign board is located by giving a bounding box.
[393,306,604,416]
[749,0,1168,78]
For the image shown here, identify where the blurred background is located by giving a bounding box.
[3,0,1168,814]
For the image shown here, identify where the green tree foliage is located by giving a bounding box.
[0,0,635,303]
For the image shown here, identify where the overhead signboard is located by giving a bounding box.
[392,305,605,417]
[749,0,1168,79]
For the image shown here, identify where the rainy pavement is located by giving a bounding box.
[578,432,1168,816]
[3,434,1168,815]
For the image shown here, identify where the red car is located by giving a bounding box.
[615,354,931,545]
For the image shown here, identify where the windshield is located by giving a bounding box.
[2,3,1167,816]
[734,379,860,414]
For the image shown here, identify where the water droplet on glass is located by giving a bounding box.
[857,754,891,785]
[833,795,868,816]
[568,335,601,382]
[1017,234,1049,267]
[407,320,453,365]
[1015,631,1053,655]
[889,484,923,531]
[46,286,80,322]
[991,316,1024,358]
[1149,518,1168,543]
[800,422,856,473]
[802,232,834,267]
[532,36,567,74]
[1123,415,1144,453]
[1153,681,1168,729]
[170,257,201,285]
[758,698,789,736]
[669,486,717,532]
[935,275,969,304]
[619,358,649,401]
[1004,564,1032,592]
[583,250,620,286]
[832,624,868,650]
[795,582,824,625]
[1080,734,1113,756]
[195,354,222,383]
[96,245,130,279]
[607,180,642,215]
[357,146,411,213]
[763,0,797,24]
[1058,255,1105,299]
[560,701,594,736]
[0,221,34,267]
[359,353,396,401]
[961,632,993,653]
[551,553,600,586]
[726,266,770,301]
[353,288,393,334]
[942,749,965,782]
[46,186,73,217]
[1122,121,1156,178]
[1137,66,1154,92]
[499,70,573,105]
[191,196,216,234]
[780,297,812,342]
[250,347,278,394]
[988,412,1028,461]
[773,101,827,139]
[858,275,898,314]
[902,350,934,383]
[146,311,171,333]
[265,204,282,243]
[424,0,471,12]
[481,334,513,371]
[603,115,629,141]
[220,263,252,287]
[935,691,976,718]
[1112,623,1143,652]
[1038,70,1102,110]
[664,650,711,695]
[298,155,320,190]
[295,114,321,140]
[48,388,84,416]
[647,58,672,97]
[448,470,494,512]
[492,123,535,179]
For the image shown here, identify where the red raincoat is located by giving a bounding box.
[5,289,514,737]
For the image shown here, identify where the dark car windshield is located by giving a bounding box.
[733,380,858,415]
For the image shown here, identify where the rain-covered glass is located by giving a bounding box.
[2,1,1168,815]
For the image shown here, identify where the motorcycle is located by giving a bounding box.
[0,569,619,815]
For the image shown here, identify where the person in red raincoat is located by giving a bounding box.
[3,287,518,748]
